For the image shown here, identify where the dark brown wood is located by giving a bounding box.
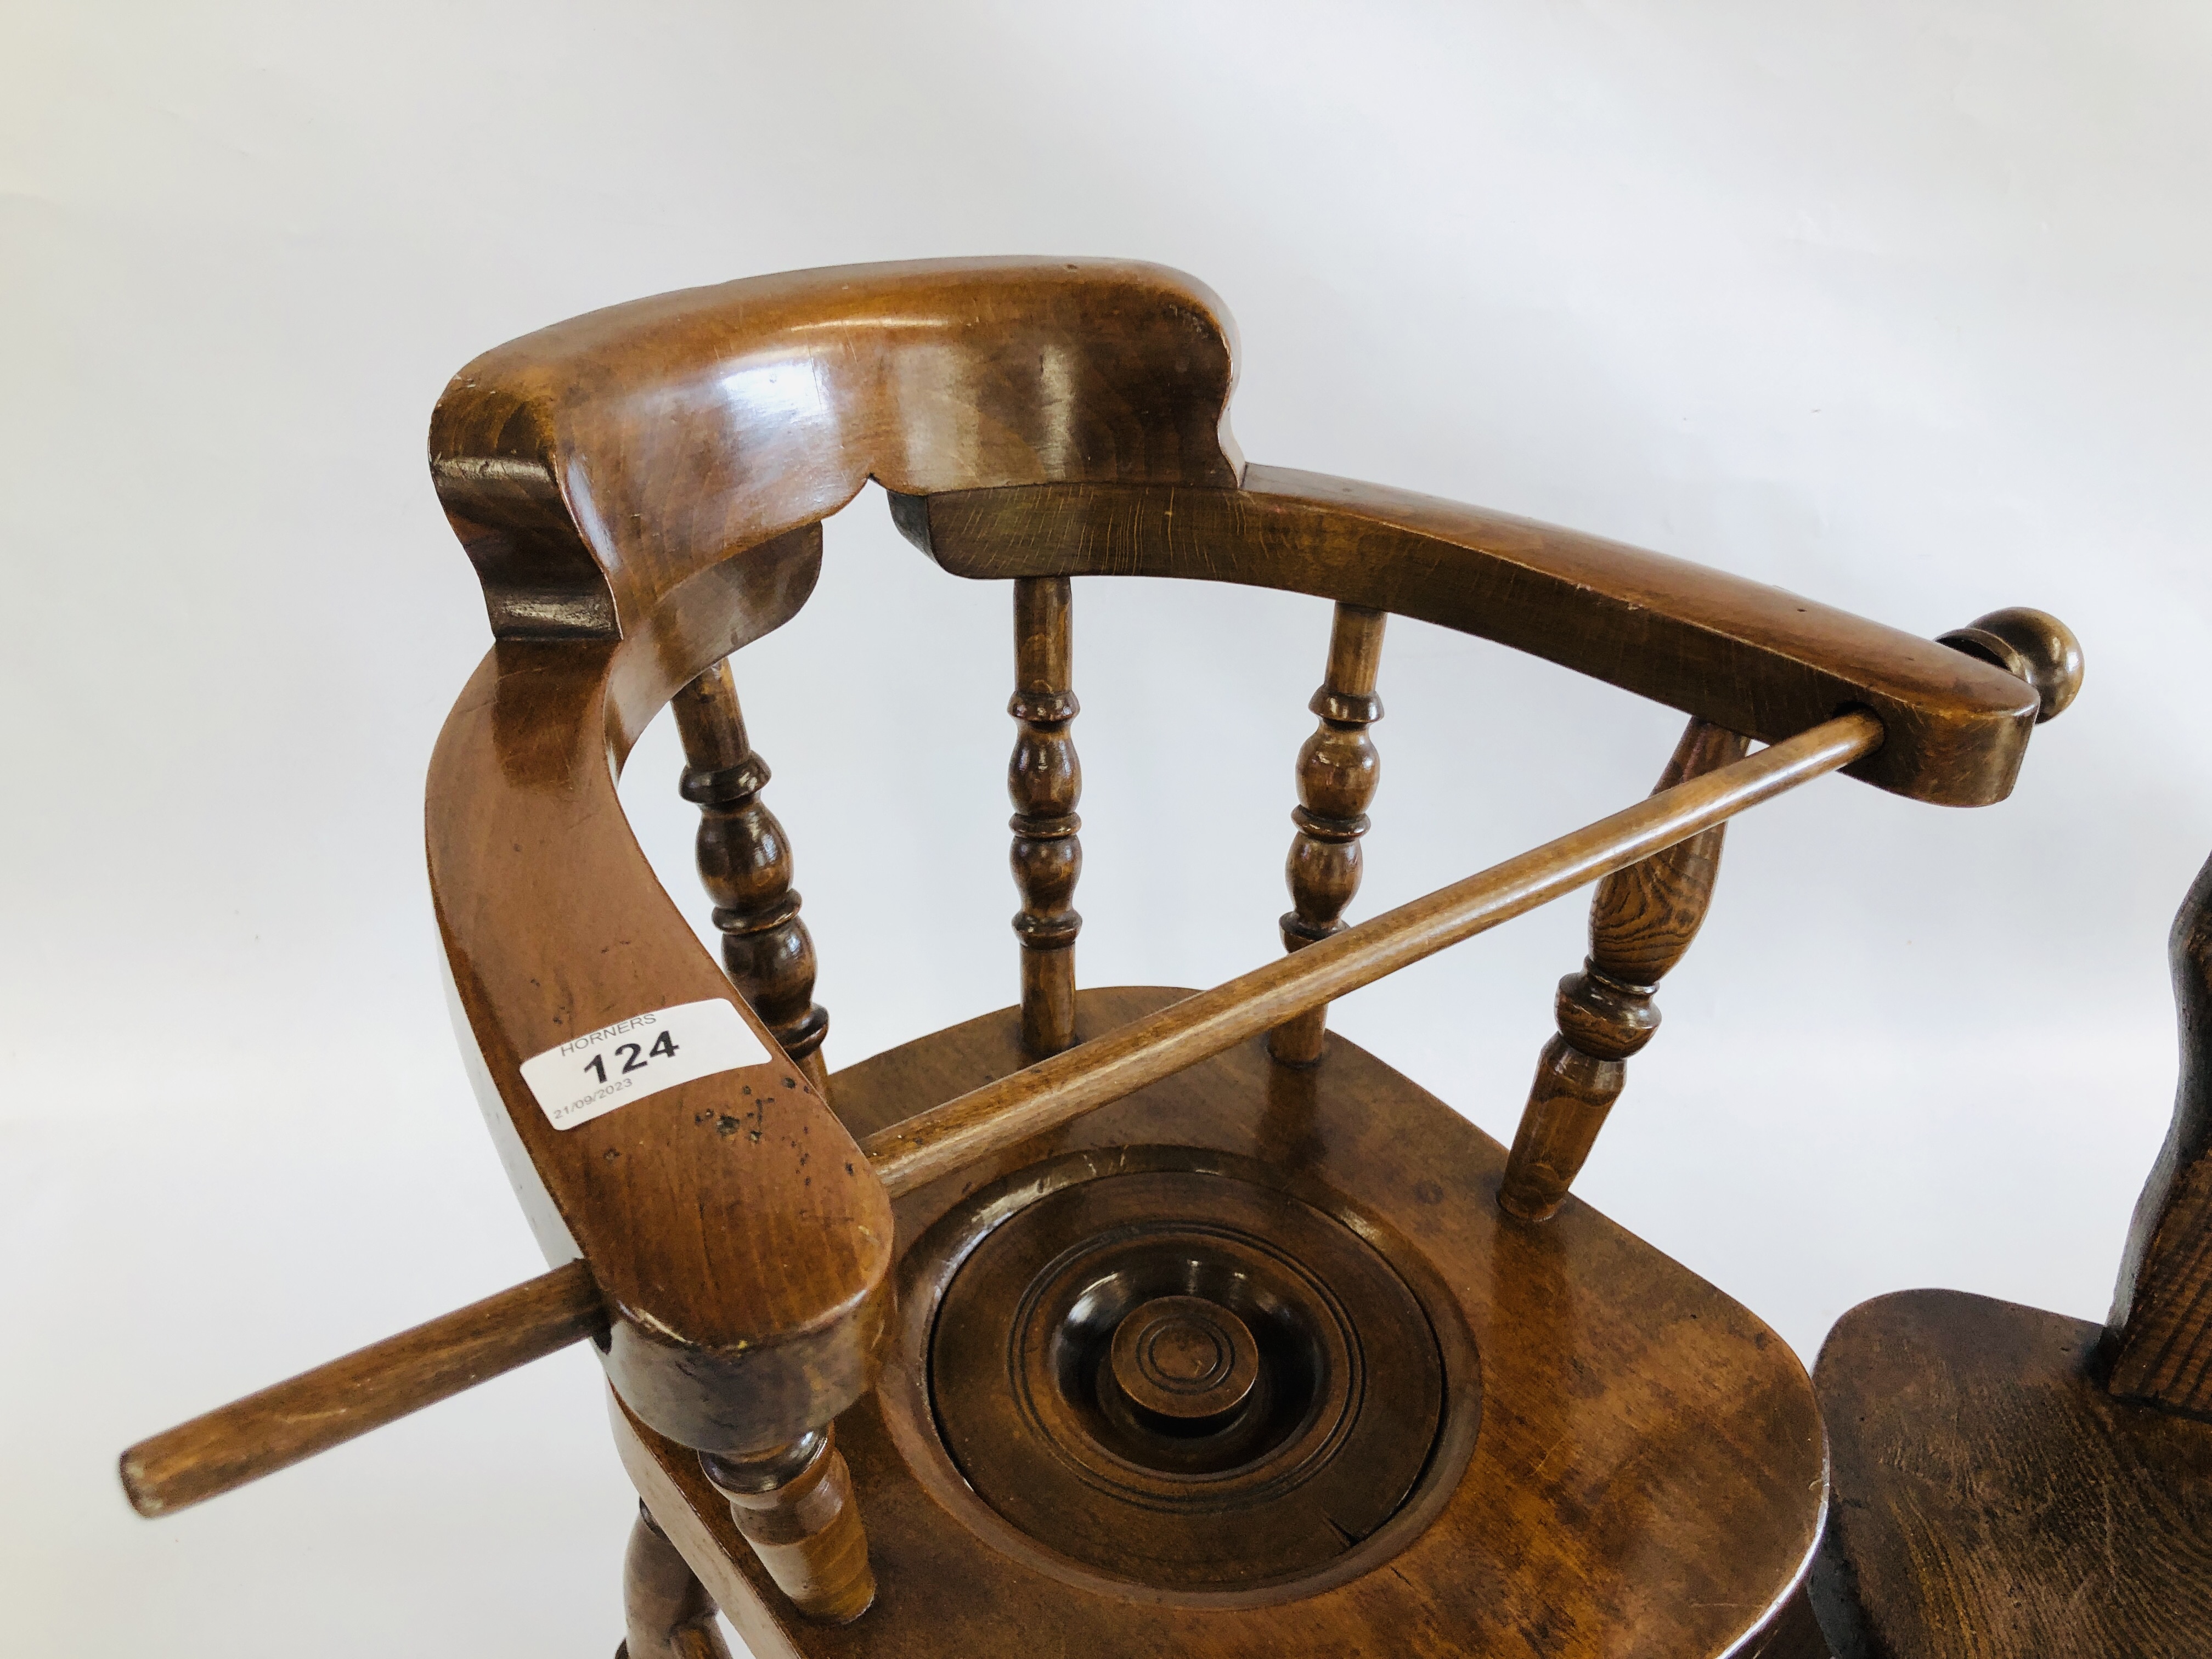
[701,1431,874,1625]
[1500,718,1750,1219]
[901,471,2045,807]
[1271,602,1386,1065]
[119,1259,605,1517]
[1936,605,2084,724]
[1008,575,1081,1057]
[864,711,1881,1199]
[2106,847,2212,1414]
[1747,1585,1835,1659]
[673,660,831,1098]
[614,985,1827,1656]
[623,1501,735,1659]
[1813,1290,2212,1659]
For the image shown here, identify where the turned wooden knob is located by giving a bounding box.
[1109,1295,1261,1425]
[1938,607,2084,724]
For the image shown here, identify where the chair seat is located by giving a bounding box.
[1812,1288,2212,1658]
[613,986,1827,1657]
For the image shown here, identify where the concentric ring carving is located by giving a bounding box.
[883,1148,1479,1600]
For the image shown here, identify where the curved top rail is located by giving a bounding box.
[898,469,2047,805]
[431,257,1244,639]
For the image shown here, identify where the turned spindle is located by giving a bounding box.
[1009,576,1082,1057]
[620,1501,734,1659]
[699,1429,876,1626]
[672,662,831,1097]
[1270,603,1387,1065]
[1499,718,1749,1220]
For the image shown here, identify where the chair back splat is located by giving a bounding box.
[117,258,2084,1658]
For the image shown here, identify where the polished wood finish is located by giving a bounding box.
[427,550,896,1460]
[1813,1291,2212,1659]
[902,469,2041,806]
[623,1502,735,1659]
[118,712,1863,1520]
[701,1430,875,1624]
[1008,575,1082,1056]
[430,259,1242,641]
[864,710,1881,1198]
[2106,848,2212,1413]
[1936,605,2084,724]
[123,708,1851,1522]
[119,1259,605,1516]
[1500,718,1750,1220]
[415,260,2055,1482]
[1271,602,1387,1065]
[616,986,1827,1656]
[420,259,1249,1479]
[673,660,831,1097]
[122,260,2084,1647]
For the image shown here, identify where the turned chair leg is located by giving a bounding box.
[701,1426,876,1625]
[618,1500,733,1659]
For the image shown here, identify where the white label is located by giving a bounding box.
[520,999,774,1131]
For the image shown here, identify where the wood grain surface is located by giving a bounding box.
[1814,1289,2212,1658]
[622,1501,736,1659]
[1271,602,1387,1065]
[1500,717,1749,1219]
[901,468,2042,805]
[672,660,833,1098]
[427,524,894,1458]
[120,1259,605,1516]
[430,258,1243,639]
[619,986,1827,1657]
[862,712,1879,1198]
[2108,847,2212,1414]
[1007,575,1082,1057]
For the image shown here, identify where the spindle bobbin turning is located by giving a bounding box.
[1010,575,1084,1056]
[1272,603,1387,1065]
[673,661,832,1096]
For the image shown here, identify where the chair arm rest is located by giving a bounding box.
[902,465,2051,805]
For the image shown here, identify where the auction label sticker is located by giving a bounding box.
[520,999,773,1131]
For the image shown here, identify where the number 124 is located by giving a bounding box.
[584,1029,679,1083]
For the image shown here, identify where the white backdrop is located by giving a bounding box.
[6,3,2209,1652]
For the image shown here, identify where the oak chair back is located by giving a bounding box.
[1809,852,2211,1658]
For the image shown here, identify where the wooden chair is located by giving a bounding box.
[117,258,2081,1658]
[1810,850,2212,1659]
